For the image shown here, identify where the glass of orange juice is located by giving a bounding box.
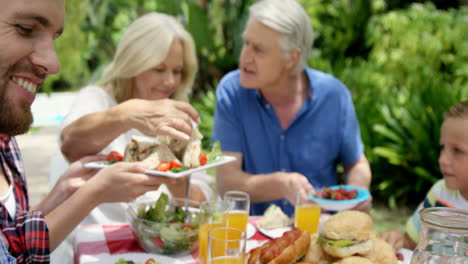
[198,200,227,264]
[208,227,246,264]
[294,191,321,234]
[223,191,250,234]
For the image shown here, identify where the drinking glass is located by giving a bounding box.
[208,227,246,264]
[294,191,321,234]
[223,191,250,234]
[198,200,227,264]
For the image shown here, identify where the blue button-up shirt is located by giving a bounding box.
[213,68,364,216]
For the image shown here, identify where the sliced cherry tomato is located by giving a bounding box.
[199,153,208,166]
[153,237,164,249]
[156,161,171,172]
[106,151,123,162]
[170,160,182,169]
[146,259,158,264]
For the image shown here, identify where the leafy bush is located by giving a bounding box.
[339,3,468,206]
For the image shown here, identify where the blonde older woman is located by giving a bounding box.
[60,12,212,210]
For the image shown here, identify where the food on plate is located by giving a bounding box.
[318,210,373,258]
[362,238,398,264]
[300,211,400,264]
[128,193,203,255]
[257,204,293,230]
[247,227,311,264]
[117,125,223,172]
[303,233,339,264]
[331,256,373,264]
[114,258,159,264]
[314,187,357,201]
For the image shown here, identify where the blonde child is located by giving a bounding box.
[379,100,468,250]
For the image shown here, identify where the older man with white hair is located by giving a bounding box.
[213,0,372,216]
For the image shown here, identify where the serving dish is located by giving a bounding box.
[84,155,236,179]
[307,185,370,211]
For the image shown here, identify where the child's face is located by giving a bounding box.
[439,117,468,198]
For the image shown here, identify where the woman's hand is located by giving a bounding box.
[119,98,200,141]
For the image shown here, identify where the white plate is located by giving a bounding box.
[397,248,413,264]
[80,252,183,264]
[256,225,292,239]
[84,156,236,179]
[255,214,331,239]
[247,223,256,239]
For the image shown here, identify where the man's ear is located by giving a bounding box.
[285,49,300,72]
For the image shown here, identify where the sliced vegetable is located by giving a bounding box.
[156,161,171,172]
[207,141,223,163]
[170,161,182,169]
[106,151,123,163]
[199,153,207,165]
[316,233,358,248]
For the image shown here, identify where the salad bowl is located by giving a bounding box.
[127,194,203,255]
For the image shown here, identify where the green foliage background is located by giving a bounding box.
[48,0,467,208]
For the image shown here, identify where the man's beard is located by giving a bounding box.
[0,84,33,136]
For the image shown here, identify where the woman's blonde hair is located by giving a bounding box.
[101,12,198,103]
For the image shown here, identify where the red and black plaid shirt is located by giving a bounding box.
[0,134,50,263]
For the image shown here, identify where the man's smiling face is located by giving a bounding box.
[0,0,64,135]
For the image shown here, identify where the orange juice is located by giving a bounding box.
[294,205,321,233]
[210,256,243,264]
[224,210,248,233]
[198,222,225,264]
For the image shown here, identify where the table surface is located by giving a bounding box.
[74,215,411,264]
[74,216,270,264]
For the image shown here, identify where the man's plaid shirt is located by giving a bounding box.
[0,134,49,263]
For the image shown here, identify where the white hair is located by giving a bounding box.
[249,0,313,73]
[101,12,198,103]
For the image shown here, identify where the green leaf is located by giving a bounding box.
[185,3,214,54]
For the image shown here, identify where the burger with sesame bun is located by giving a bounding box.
[318,210,374,258]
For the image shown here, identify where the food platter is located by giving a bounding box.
[307,185,370,211]
[84,156,236,179]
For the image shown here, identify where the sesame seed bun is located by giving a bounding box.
[322,210,373,241]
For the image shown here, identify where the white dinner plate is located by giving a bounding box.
[256,225,292,239]
[84,156,236,179]
[80,252,183,264]
[255,214,331,239]
[397,248,413,264]
[246,222,256,239]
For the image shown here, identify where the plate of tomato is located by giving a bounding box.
[307,185,370,211]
